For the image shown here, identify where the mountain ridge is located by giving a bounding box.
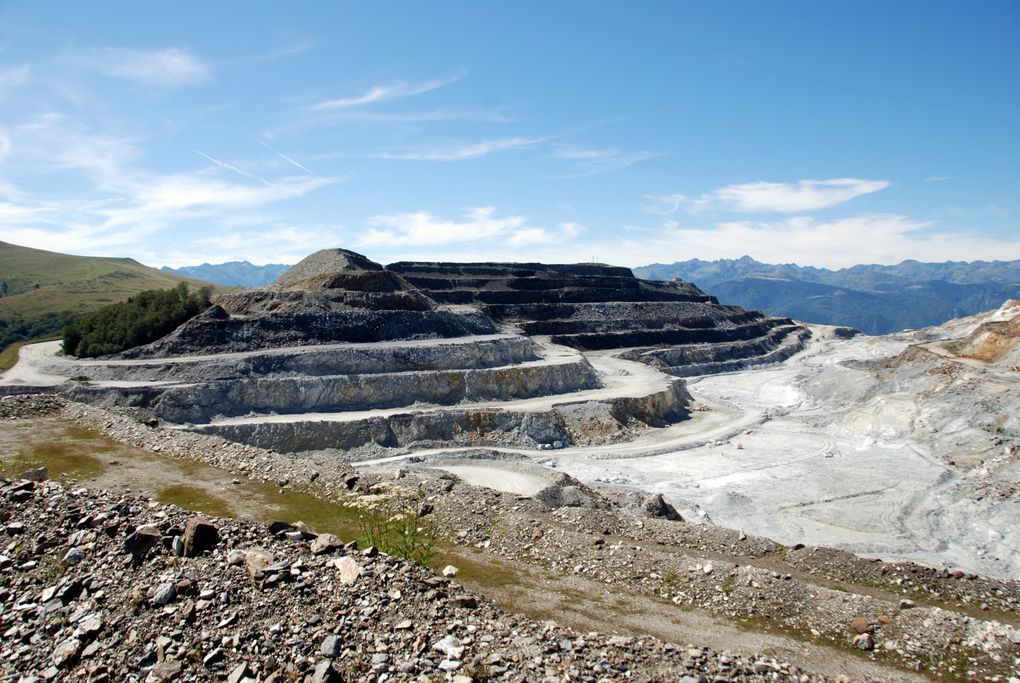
[163,261,292,288]
[634,256,1020,334]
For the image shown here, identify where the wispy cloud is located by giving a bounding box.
[85,47,210,87]
[0,115,334,258]
[250,135,330,181]
[641,193,687,216]
[160,223,340,267]
[255,42,315,62]
[369,135,553,161]
[358,207,583,250]
[0,64,30,93]
[550,146,663,178]
[320,106,514,124]
[646,178,890,214]
[307,73,463,111]
[926,175,952,182]
[193,150,270,185]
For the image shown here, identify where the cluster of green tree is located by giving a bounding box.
[0,311,77,353]
[62,283,212,358]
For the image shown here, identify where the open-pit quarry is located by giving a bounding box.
[2,250,1018,681]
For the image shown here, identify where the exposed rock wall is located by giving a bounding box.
[193,378,691,454]
[622,325,810,376]
[67,358,600,424]
[122,307,497,358]
[65,336,537,382]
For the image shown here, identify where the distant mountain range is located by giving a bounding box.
[162,261,292,288]
[634,257,1020,334]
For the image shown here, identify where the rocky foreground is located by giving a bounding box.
[1,477,830,683]
[2,395,1019,682]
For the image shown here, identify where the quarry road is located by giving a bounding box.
[3,334,520,371]
[199,342,676,427]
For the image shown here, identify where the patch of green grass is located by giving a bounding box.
[157,485,235,518]
[63,425,119,451]
[448,552,530,590]
[245,481,367,541]
[2,440,107,481]
[0,342,23,372]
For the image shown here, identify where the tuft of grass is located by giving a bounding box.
[157,485,235,518]
[357,488,438,565]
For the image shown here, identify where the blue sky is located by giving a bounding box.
[1,1,1017,269]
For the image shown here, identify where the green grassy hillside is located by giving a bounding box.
[0,241,223,362]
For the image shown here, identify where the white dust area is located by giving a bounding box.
[549,324,1020,579]
[435,465,548,497]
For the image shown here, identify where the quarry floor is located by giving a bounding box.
[367,326,1020,581]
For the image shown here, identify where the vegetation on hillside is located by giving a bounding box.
[62,283,212,358]
[0,240,220,355]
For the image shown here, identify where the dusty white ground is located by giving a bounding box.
[373,318,1020,579]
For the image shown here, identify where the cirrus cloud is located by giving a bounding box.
[85,47,210,87]
[358,207,584,251]
[647,178,891,215]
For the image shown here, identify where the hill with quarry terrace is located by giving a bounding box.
[2,248,808,456]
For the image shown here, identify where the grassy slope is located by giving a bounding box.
[0,240,224,355]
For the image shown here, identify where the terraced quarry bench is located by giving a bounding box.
[389,260,809,375]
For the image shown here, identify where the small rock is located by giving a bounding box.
[899,599,916,609]
[19,467,48,482]
[853,633,874,651]
[124,525,161,563]
[434,634,465,659]
[243,547,275,584]
[449,595,478,609]
[226,663,250,683]
[310,533,343,555]
[146,660,182,682]
[642,494,683,521]
[152,582,176,605]
[78,614,103,638]
[850,617,872,634]
[442,565,459,578]
[309,660,341,683]
[320,634,343,657]
[331,556,363,585]
[439,659,461,671]
[52,638,81,667]
[182,517,219,557]
[202,648,224,667]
